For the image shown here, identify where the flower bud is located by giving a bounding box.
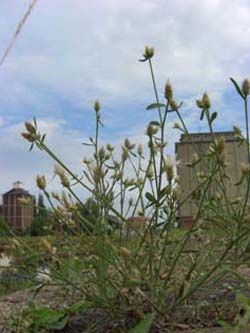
[202,93,211,109]
[51,191,60,201]
[113,160,120,169]
[143,46,154,60]
[165,156,174,182]
[137,144,143,156]
[241,163,250,176]
[146,164,154,179]
[21,132,36,142]
[54,164,65,177]
[36,175,46,191]
[98,146,106,160]
[92,166,105,183]
[107,143,114,152]
[164,80,173,101]
[122,148,129,162]
[25,121,36,133]
[94,99,100,113]
[146,125,158,137]
[41,239,52,253]
[196,99,204,109]
[173,122,182,130]
[120,247,132,258]
[217,136,225,154]
[169,99,178,111]
[242,79,250,97]
[112,170,122,181]
[83,158,91,165]
[124,138,135,150]
[60,174,70,188]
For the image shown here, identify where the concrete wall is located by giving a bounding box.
[175,132,247,226]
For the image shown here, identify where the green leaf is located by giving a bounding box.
[210,111,217,123]
[32,283,47,300]
[68,301,94,314]
[230,77,245,99]
[145,192,156,203]
[123,279,143,288]
[146,103,165,110]
[41,134,46,142]
[24,254,42,266]
[149,121,161,127]
[47,315,68,330]
[99,119,105,127]
[159,186,170,199]
[139,58,147,62]
[129,312,156,333]
[33,116,37,129]
[28,308,68,329]
[237,293,249,307]
[218,320,234,332]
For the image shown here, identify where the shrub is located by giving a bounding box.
[17,48,250,328]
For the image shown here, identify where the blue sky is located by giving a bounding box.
[0,0,250,197]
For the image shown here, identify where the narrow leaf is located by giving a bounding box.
[145,192,156,203]
[68,301,94,314]
[200,109,205,121]
[230,77,245,99]
[159,186,168,199]
[82,142,94,146]
[146,103,165,110]
[33,116,37,129]
[210,111,217,123]
[129,312,156,333]
[123,279,143,288]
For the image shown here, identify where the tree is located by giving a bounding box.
[30,193,52,236]
[74,197,119,234]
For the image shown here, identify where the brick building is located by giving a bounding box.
[176,132,247,228]
[2,181,35,230]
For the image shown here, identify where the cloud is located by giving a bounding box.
[1,0,250,105]
[0,119,86,197]
[0,0,249,195]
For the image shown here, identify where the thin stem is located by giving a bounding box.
[241,97,250,219]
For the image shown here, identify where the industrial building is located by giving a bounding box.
[175,131,247,228]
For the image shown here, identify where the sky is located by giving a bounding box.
[0,0,250,200]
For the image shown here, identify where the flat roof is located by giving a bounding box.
[177,131,240,144]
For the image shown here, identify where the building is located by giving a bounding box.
[175,131,247,228]
[2,181,35,230]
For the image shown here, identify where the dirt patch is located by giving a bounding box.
[0,285,67,331]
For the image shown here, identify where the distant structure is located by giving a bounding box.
[2,181,35,230]
[176,132,247,228]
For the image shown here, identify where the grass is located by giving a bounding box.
[1,47,250,332]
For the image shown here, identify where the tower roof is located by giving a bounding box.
[3,182,33,197]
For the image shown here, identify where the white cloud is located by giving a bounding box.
[1,0,250,107]
[0,0,249,195]
[0,119,87,198]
